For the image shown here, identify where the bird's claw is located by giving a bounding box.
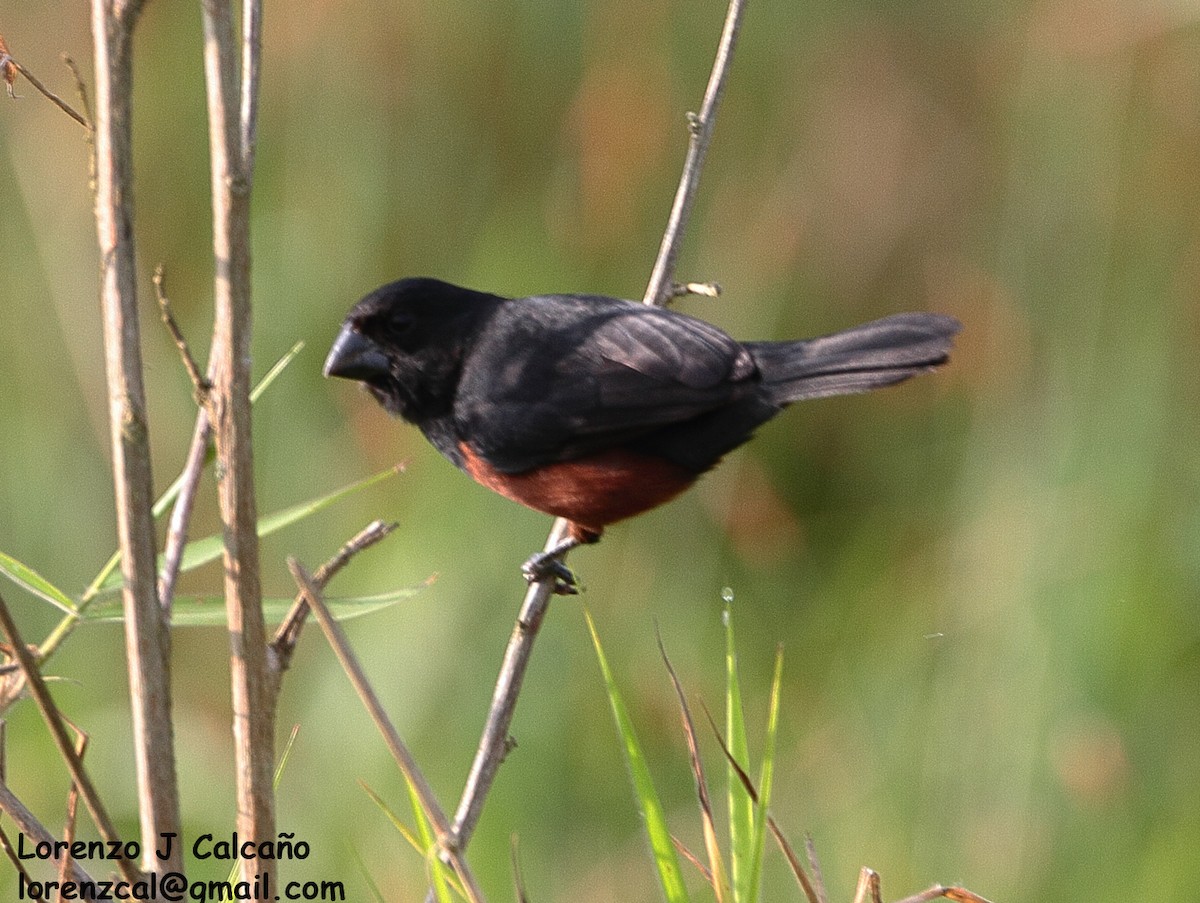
[521,551,579,596]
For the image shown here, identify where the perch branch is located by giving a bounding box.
[439,0,749,878]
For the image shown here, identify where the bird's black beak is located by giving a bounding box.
[323,326,391,381]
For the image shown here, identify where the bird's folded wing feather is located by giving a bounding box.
[455,298,759,471]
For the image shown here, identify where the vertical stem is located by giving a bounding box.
[200,0,274,883]
[642,0,747,307]
[438,3,751,886]
[90,0,182,875]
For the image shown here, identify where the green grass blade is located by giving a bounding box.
[92,465,401,597]
[78,586,421,626]
[405,775,454,903]
[250,340,304,403]
[0,550,77,614]
[723,600,754,901]
[274,723,301,791]
[586,610,690,903]
[360,781,425,857]
[745,646,784,903]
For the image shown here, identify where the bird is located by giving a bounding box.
[324,277,960,592]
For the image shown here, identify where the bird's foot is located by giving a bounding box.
[521,543,581,596]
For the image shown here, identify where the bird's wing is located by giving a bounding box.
[454,295,759,472]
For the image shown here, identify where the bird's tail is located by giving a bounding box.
[747,313,961,405]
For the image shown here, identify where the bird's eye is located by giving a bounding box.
[388,312,416,338]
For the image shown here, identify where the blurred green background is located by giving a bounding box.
[2,1,1198,900]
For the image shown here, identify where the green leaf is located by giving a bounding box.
[0,550,77,614]
[587,609,690,903]
[406,776,454,903]
[93,466,401,597]
[745,646,784,903]
[77,586,420,626]
[724,600,754,902]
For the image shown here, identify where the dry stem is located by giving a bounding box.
[200,0,274,883]
[90,0,182,873]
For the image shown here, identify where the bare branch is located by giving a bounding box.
[643,0,747,307]
[62,55,93,127]
[58,727,90,891]
[270,520,398,670]
[153,265,209,398]
[89,0,182,872]
[288,560,487,903]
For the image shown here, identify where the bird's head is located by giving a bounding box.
[324,277,502,423]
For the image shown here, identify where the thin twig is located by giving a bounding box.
[671,281,723,299]
[158,409,211,614]
[154,264,209,397]
[0,590,138,884]
[893,886,996,903]
[90,0,183,872]
[510,835,530,903]
[0,39,90,129]
[806,834,830,903]
[643,0,747,307]
[288,560,487,903]
[152,260,211,615]
[436,2,750,884]
[62,55,93,127]
[270,519,398,672]
[63,54,96,194]
[700,701,823,903]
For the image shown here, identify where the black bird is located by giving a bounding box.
[325,277,960,590]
